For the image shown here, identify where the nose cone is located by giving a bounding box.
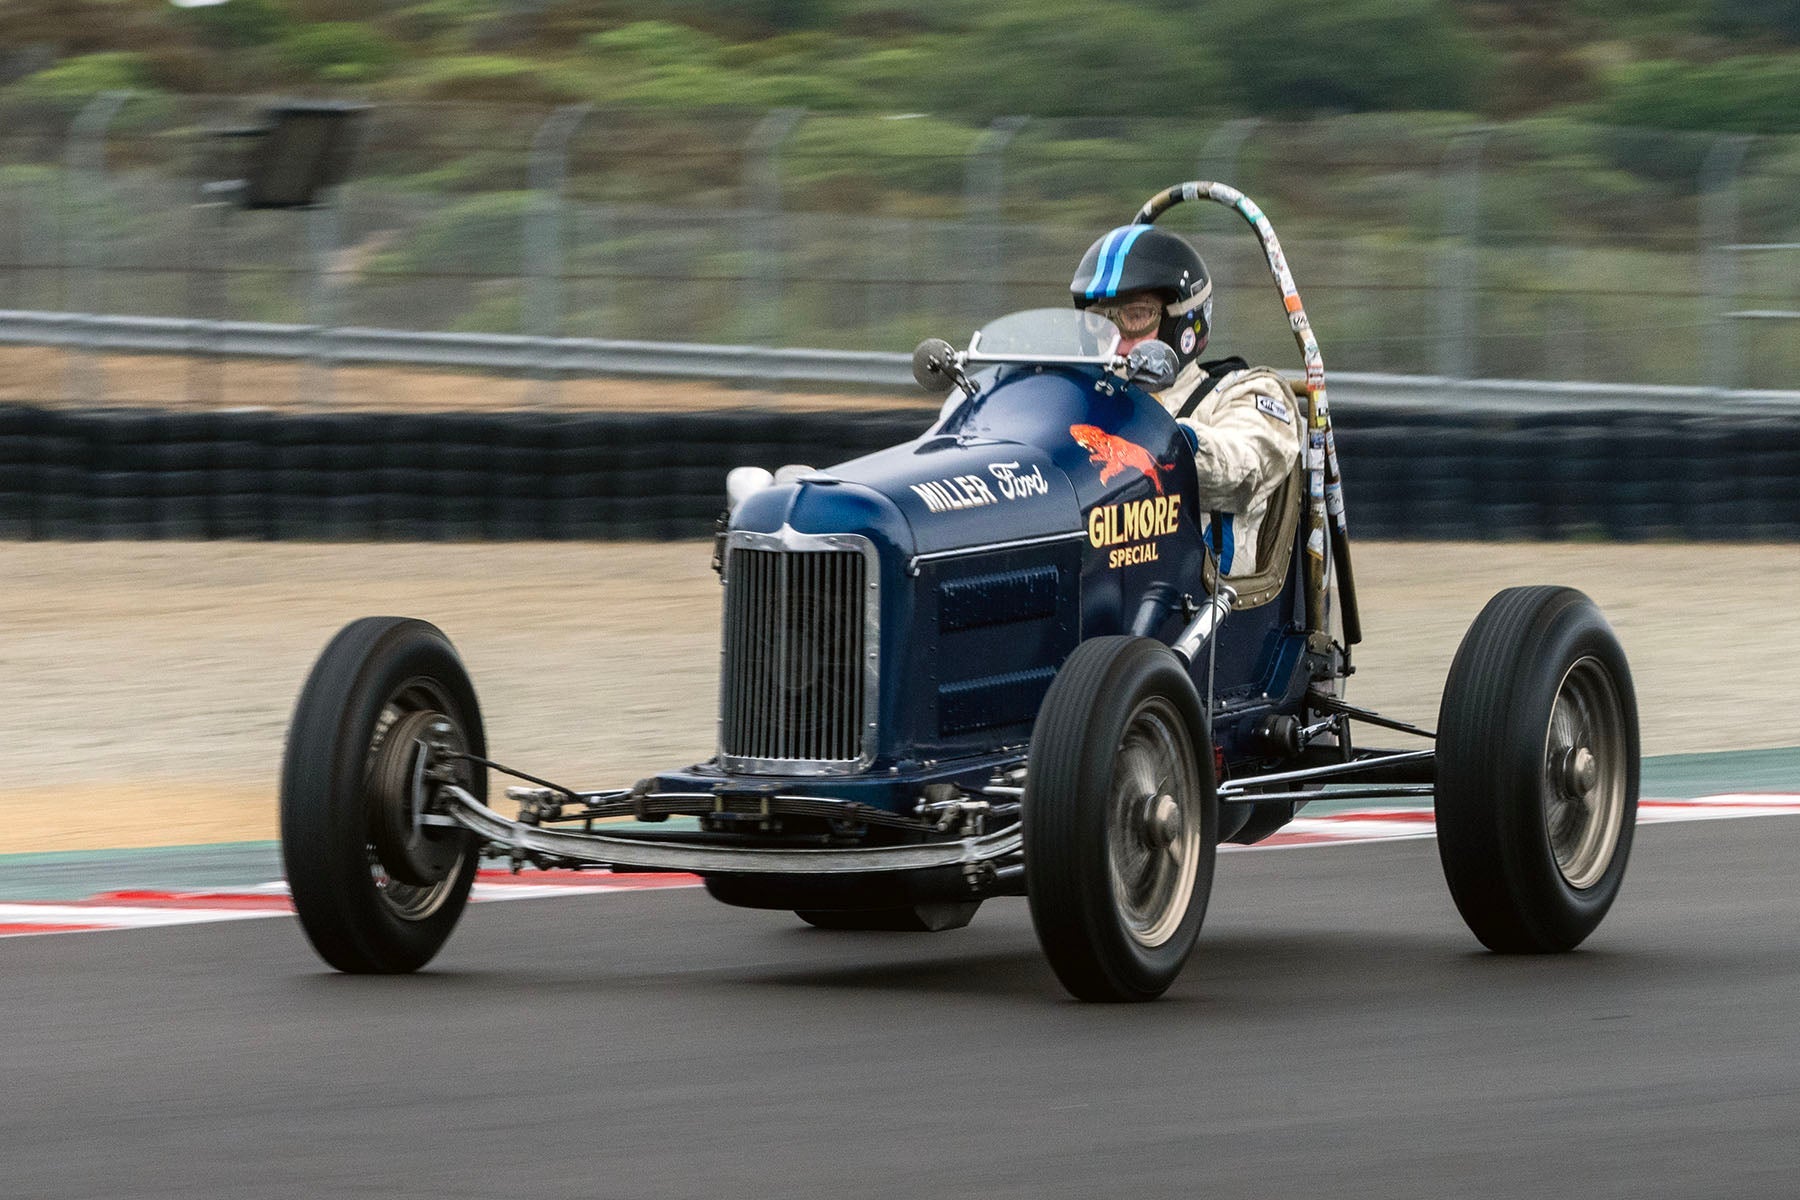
[730,473,918,563]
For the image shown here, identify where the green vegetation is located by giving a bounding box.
[3,1,1798,131]
[1706,0,1800,40]
[281,23,402,83]
[1601,56,1800,131]
[7,52,153,103]
[2,1,1796,389]
[1210,0,1493,115]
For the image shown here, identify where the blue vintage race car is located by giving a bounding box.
[280,184,1640,1001]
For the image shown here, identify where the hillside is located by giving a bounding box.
[3,0,1798,130]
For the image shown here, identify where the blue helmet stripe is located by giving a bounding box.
[1083,226,1129,298]
[1099,225,1151,298]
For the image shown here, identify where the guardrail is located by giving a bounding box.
[6,309,1800,417]
[0,310,913,391]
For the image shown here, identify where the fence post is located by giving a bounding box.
[742,107,804,351]
[523,102,593,405]
[1700,133,1752,394]
[63,90,133,404]
[1546,243,1583,381]
[1437,127,1488,382]
[16,130,61,312]
[1197,117,1260,187]
[964,115,1027,322]
[303,201,343,407]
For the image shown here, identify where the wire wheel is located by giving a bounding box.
[363,682,470,921]
[1542,657,1629,891]
[1106,696,1202,949]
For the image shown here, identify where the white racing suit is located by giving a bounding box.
[1154,357,1306,584]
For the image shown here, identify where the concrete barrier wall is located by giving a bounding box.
[1,404,1795,542]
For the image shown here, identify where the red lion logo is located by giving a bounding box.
[1069,424,1165,494]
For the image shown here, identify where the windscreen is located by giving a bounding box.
[967,308,1121,359]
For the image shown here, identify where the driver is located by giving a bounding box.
[1072,225,1305,583]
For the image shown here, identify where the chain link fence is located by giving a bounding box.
[3,95,1798,406]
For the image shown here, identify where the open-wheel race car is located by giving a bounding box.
[280,183,1640,1002]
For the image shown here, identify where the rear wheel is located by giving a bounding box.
[1024,636,1216,1002]
[1435,587,1638,953]
[280,617,485,973]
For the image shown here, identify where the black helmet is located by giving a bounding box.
[1070,224,1213,371]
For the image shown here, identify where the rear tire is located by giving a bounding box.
[1435,587,1638,953]
[1024,636,1216,1002]
[280,617,485,973]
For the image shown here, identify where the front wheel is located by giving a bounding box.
[1435,587,1639,953]
[1024,636,1217,1002]
[280,617,485,973]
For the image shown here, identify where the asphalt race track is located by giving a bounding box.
[2,817,1797,1200]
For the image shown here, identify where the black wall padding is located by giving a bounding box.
[0,403,1796,542]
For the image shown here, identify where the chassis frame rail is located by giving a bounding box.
[1215,748,1436,799]
[439,785,1023,875]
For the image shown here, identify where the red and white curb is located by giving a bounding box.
[1251,793,1800,850]
[0,870,699,940]
[4,794,1797,939]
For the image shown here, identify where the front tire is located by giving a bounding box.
[1435,587,1638,953]
[1024,636,1217,1002]
[280,617,485,973]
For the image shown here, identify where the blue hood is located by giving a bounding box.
[824,435,1080,556]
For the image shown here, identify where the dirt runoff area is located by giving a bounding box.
[0,346,929,413]
[1,541,1796,853]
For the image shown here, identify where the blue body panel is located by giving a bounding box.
[662,364,1313,808]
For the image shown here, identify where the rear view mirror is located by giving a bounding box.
[911,338,960,393]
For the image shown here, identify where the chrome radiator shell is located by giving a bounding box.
[718,527,880,775]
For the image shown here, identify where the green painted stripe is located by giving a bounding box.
[0,820,701,901]
[1638,746,1800,799]
[0,841,281,901]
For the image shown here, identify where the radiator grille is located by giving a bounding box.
[721,541,874,771]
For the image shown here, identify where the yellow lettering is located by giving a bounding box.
[1108,541,1162,569]
[1091,497,1182,559]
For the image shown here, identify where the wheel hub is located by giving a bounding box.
[1542,657,1628,891]
[1140,793,1184,849]
[1106,694,1204,952]
[369,707,467,887]
[1556,745,1598,799]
